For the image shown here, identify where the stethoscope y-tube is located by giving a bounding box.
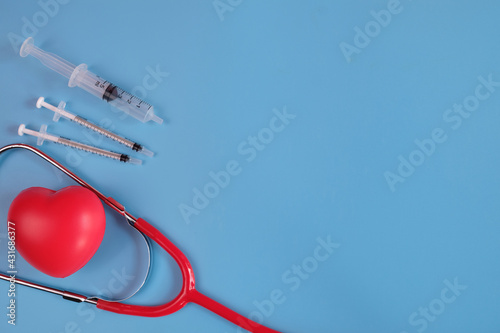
[0,144,280,333]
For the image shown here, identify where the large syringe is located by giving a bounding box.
[20,37,163,124]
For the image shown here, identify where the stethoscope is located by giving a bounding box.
[0,143,280,333]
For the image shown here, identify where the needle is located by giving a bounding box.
[36,97,154,157]
[18,124,142,165]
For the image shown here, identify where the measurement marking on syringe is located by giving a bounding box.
[18,124,144,165]
[19,37,163,124]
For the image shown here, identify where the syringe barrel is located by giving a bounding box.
[21,37,162,124]
[69,65,161,123]
[68,64,109,98]
[20,37,76,79]
[106,87,160,123]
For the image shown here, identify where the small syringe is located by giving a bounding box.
[20,37,163,124]
[18,124,142,165]
[36,97,154,157]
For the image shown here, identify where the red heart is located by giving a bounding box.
[7,186,106,278]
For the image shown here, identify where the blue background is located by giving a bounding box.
[1,0,500,332]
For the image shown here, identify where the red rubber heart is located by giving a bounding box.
[7,186,106,278]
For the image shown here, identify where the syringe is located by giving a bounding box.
[18,124,142,165]
[36,97,154,157]
[20,37,163,124]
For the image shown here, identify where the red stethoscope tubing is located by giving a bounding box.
[0,144,281,333]
[98,218,280,333]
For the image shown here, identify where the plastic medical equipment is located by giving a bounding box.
[0,144,280,333]
[20,37,162,124]
[36,97,153,157]
[18,124,142,165]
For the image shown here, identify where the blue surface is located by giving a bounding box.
[1,1,500,332]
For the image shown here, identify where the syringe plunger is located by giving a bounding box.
[20,37,163,124]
